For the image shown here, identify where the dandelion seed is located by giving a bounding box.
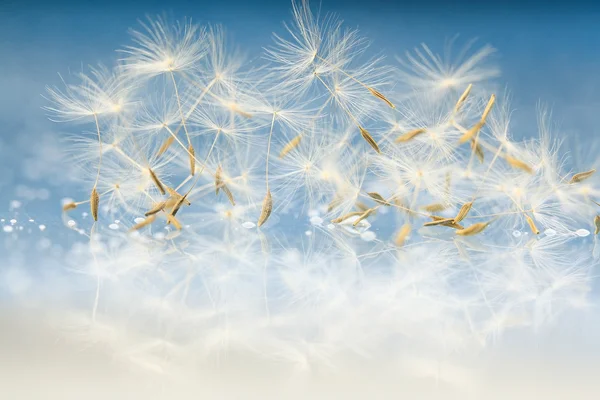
[258,190,273,227]
[367,192,391,206]
[145,201,167,216]
[525,214,540,235]
[505,155,533,174]
[459,121,484,144]
[327,195,343,212]
[331,211,363,224]
[359,126,381,154]
[394,223,411,246]
[170,193,189,217]
[481,94,496,121]
[148,168,166,195]
[355,201,370,212]
[279,135,302,158]
[453,83,472,113]
[188,144,196,176]
[471,139,484,163]
[395,128,426,143]
[453,201,474,224]
[130,215,156,231]
[166,214,182,230]
[368,87,395,109]
[157,136,175,156]
[456,221,490,236]
[222,185,236,206]
[421,203,447,213]
[353,208,375,227]
[90,188,99,221]
[423,217,455,227]
[62,202,77,212]
[166,187,191,205]
[569,169,596,184]
[215,165,223,195]
[594,215,600,235]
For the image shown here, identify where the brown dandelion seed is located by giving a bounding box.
[327,195,343,212]
[421,203,447,213]
[222,185,236,206]
[62,202,77,212]
[394,223,411,246]
[188,144,196,176]
[130,215,156,231]
[90,188,99,222]
[166,187,191,205]
[453,84,473,113]
[480,94,496,122]
[471,139,484,163]
[569,169,596,184]
[505,156,533,174]
[279,135,302,158]
[459,121,484,144]
[215,165,223,195]
[423,217,455,227]
[331,211,364,224]
[359,126,381,154]
[594,215,600,235]
[157,136,175,157]
[148,168,166,195]
[368,87,395,109]
[258,190,273,227]
[456,221,490,236]
[170,194,189,218]
[454,201,474,224]
[367,192,391,206]
[353,208,375,227]
[525,214,540,235]
[166,214,182,230]
[145,201,167,217]
[395,128,426,143]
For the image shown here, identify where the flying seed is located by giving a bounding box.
[166,187,191,205]
[166,214,182,230]
[525,214,540,235]
[594,215,600,235]
[258,190,273,227]
[395,128,426,143]
[222,185,236,206]
[355,201,370,212]
[421,203,447,213]
[130,215,156,231]
[481,94,496,122]
[471,139,484,163]
[569,169,596,184]
[368,87,395,109]
[453,84,472,113]
[145,201,167,217]
[148,168,166,195]
[90,188,99,222]
[394,223,411,246]
[423,217,455,227]
[359,126,381,154]
[62,202,77,212]
[215,165,223,195]
[331,211,363,224]
[188,144,196,176]
[505,155,533,174]
[459,121,484,144]
[353,208,375,227]
[456,221,490,236]
[279,135,302,158]
[157,136,174,157]
[454,201,474,224]
[367,192,391,206]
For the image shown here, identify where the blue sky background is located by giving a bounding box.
[1,0,599,264]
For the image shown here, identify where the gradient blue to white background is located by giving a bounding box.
[1,0,600,398]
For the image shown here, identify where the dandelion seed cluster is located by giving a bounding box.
[42,0,600,384]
